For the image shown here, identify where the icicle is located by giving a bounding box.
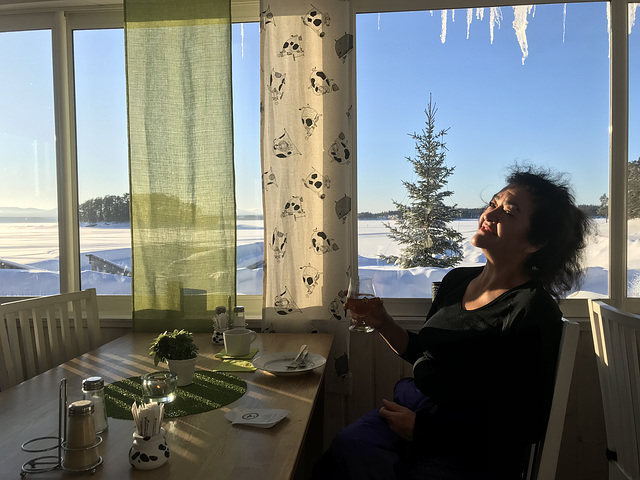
[241,23,245,58]
[563,3,567,43]
[489,7,502,44]
[476,8,484,21]
[452,9,455,22]
[378,12,380,31]
[441,9,447,44]
[630,3,637,35]
[467,8,473,39]
[513,6,533,65]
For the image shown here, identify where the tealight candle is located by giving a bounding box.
[141,372,178,404]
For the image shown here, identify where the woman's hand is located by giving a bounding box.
[344,294,388,330]
[378,399,416,441]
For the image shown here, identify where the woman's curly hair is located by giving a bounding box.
[506,164,595,299]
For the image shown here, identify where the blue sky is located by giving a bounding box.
[1,3,638,213]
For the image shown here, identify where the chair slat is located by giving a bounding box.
[58,303,74,361]
[32,306,50,373]
[72,298,88,355]
[18,310,37,380]
[45,306,62,367]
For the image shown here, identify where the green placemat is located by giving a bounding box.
[104,371,246,419]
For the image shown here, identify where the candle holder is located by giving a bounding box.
[141,372,178,404]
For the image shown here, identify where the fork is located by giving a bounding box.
[287,345,308,369]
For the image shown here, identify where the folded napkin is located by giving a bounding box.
[215,348,259,361]
[214,348,259,372]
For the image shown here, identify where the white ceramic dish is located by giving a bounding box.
[252,352,327,376]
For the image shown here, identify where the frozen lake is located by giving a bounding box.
[1,218,638,298]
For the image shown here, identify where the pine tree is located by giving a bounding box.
[629,158,640,220]
[380,95,463,268]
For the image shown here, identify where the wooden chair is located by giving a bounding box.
[525,318,581,480]
[0,288,100,391]
[588,300,640,480]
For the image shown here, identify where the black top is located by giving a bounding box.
[400,266,563,477]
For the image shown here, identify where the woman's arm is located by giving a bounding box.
[346,297,410,355]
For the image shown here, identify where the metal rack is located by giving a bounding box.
[20,378,103,476]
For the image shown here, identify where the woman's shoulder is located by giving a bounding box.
[508,282,563,330]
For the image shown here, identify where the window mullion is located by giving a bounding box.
[609,0,629,308]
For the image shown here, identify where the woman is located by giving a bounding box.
[312,165,593,480]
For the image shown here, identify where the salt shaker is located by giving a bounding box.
[82,376,108,433]
[233,306,246,328]
[63,400,101,471]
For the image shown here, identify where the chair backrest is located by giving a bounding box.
[0,288,100,391]
[526,318,581,480]
[588,300,640,480]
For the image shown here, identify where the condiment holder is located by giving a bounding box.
[19,379,103,476]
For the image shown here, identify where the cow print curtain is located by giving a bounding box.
[260,0,355,393]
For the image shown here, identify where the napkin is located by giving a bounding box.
[224,407,289,428]
[214,348,259,372]
[131,402,164,436]
[215,348,259,360]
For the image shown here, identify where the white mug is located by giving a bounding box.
[223,328,258,357]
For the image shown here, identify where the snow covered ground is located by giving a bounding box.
[1,218,639,298]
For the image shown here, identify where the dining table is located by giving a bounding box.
[0,332,334,480]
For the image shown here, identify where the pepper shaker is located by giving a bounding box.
[63,400,101,471]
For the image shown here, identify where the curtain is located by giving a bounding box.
[260,0,356,392]
[125,0,236,332]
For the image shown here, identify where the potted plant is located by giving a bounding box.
[149,329,199,386]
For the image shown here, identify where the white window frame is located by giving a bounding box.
[0,0,636,322]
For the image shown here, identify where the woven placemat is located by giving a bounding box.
[104,371,247,419]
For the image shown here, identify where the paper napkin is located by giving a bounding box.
[224,407,290,428]
[214,348,259,360]
[213,348,259,372]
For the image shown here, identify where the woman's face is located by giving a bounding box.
[471,184,540,258]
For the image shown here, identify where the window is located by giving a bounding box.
[0,29,58,296]
[233,22,263,295]
[74,28,131,295]
[629,3,640,297]
[356,4,610,299]
[1,0,638,318]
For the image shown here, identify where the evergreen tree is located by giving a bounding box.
[380,95,463,268]
[629,159,640,220]
[597,194,608,220]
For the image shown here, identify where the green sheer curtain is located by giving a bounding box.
[125,0,236,332]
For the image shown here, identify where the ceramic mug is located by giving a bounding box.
[223,328,257,357]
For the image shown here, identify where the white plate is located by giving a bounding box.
[252,352,327,376]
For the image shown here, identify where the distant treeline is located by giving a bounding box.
[359,204,602,220]
[79,194,130,223]
[79,194,603,223]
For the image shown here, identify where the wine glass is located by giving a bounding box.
[347,276,377,333]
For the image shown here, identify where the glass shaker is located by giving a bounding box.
[82,377,108,433]
[63,400,101,471]
[233,306,246,328]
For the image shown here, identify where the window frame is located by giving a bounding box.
[0,0,636,322]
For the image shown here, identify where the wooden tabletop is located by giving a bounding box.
[0,332,333,479]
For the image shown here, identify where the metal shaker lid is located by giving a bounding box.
[68,400,95,416]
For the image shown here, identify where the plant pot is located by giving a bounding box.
[167,357,197,386]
